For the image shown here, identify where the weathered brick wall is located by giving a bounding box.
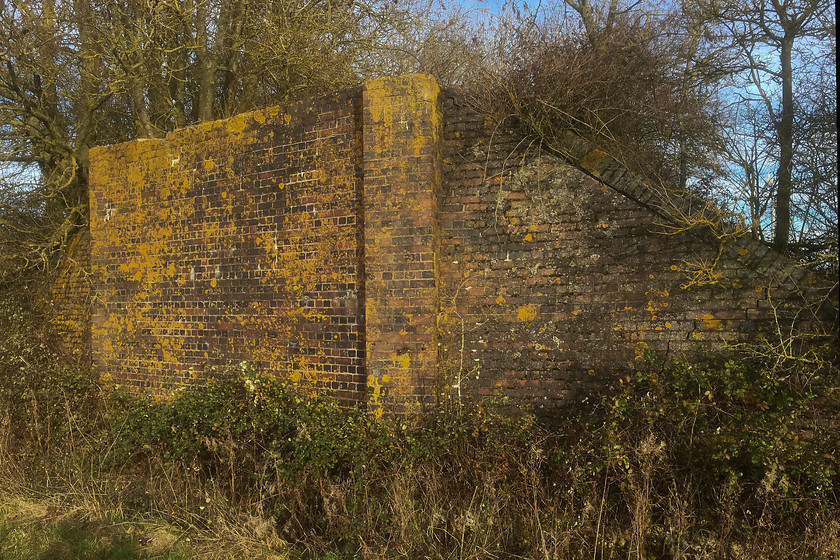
[87,74,829,410]
[89,91,366,402]
[362,75,442,414]
[51,228,92,365]
[436,92,826,408]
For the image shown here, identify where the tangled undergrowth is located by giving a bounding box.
[1,295,838,559]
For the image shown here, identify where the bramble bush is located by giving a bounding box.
[561,351,839,531]
[627,354,838,501]
[0,293,101,472]
[104,363,543,553]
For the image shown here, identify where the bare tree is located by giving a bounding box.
[711,0,834,252]
[1,0,459,282]
[0,0,108,279]
[719,100,777,241]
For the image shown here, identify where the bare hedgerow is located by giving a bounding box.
[467,5,723,191]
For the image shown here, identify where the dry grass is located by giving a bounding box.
[0,482,292,559]
[0,355,837,559]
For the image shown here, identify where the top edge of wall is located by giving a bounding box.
[90,75,444,157]
[364,74,439,91]
[88,80,391,157]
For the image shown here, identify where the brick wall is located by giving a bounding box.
[86,75,830,409]
[89,90,366,403]
[51,228,92,365]
[362,75,442,414]
[436,92,828,409]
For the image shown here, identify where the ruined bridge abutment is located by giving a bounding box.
[82,74,821,412]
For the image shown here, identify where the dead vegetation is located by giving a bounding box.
[0,298,837,559]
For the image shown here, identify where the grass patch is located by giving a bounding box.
[0,493,189,560]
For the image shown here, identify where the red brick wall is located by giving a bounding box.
[51,228,92,365]
[86,75,829,410]
[362,75,442,414]
[89,90,366,403]
[436,92,825,408]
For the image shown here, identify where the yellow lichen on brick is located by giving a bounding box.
[227,113,248,134]
[362,74,441,411]
[367,374,384,418]
[90,89,369,397]
[580,149,607,171]
[645,289,670,321]
[634,342,650,361]
[396,353,411,369]
[518,304,537,321]
[700,314,722,330]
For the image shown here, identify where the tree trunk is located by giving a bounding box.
[196,2,215,122]
[773,34,794,251]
